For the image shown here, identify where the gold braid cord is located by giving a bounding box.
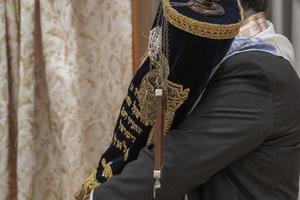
[74,171,100,200]
[162,0,244,39]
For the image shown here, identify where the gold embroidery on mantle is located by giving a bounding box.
[162,0,244,39]
[136,69,161,126]
[74,170,100,200]
[101,158,113,180]
[136,55,170,126]
[135,54,190,144]
[146,80,190,145]
[124,149,129,161]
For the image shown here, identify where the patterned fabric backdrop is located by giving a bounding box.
[0,0,132,199]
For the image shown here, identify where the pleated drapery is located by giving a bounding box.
[0,0,132,199]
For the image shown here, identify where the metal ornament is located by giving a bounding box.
[189,0,225,17]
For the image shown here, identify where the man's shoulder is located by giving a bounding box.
[218,51,300,143]
[219,51,300,89]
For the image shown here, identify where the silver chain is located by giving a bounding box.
[164,17,169,61]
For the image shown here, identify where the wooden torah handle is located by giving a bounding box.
[153,89,164,199]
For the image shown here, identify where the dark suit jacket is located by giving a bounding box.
[93,51,300,200]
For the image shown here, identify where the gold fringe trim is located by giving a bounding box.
[162,0,244,39]
[74,171,100,200]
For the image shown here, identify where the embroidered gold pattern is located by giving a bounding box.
[136,69,162,126]
[135,54,190,145]
[128,116,143,134]
[146,80,190,145]
[119,120,137,142]
[112,133,130,152]
[120,106,129,120]
[101,158,113,180]
[74,171,100,200]
[136,55,170,126]
[162,0,244,39]
[165,80,190,130]
[126,95,132,106]
[124,149,129,161]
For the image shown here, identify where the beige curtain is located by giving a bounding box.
[0,0,132,199]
